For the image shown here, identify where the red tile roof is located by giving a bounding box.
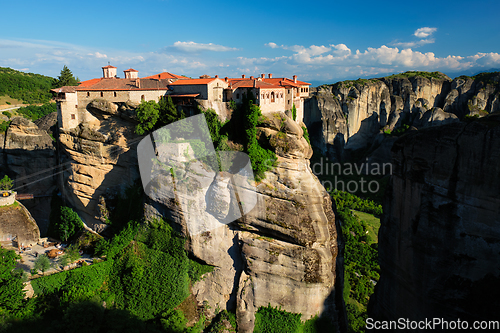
[227,77,310,87]
[124,68,138,72]
[75,78,170,91]
[102,65,117,69]
[230,79,283,89]
[78,78,103,87]
[168,94,200,98]
[51,86,77,93]
[169,78,219,85]
[142,72,187,80]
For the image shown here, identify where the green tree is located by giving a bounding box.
[159,95,184,126]
[33,254,52,275]
[0,175,13,191]
[57,206,84,241]
[0,248,25,313]
[55,65,79,87]
[135,100,160,135]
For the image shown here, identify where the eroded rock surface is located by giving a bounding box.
[144,112,341,332]
[58,103,141,229]
[306,72,500,162]
[1,117,56,234]
[369,114,500,328]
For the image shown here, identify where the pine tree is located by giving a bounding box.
[55,65,79,87]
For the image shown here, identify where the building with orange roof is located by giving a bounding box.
[53,66,184,129]
[223,73,310,119]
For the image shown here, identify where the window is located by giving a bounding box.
[271,92,275,103]
[100,92,103,97]
[114,92,117,97]
[141,95,145,101]
[236,93,239,99]
[71,114,75,120]
[87,92,90,97]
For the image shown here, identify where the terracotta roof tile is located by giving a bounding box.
[142,72,187,80]
[102,65,117,69]
[78,78,103,87]
[75,78,170,91]
[123,68,138,72]
[230,79,283,89]
[169,78,218,85]
[51,86,77,93]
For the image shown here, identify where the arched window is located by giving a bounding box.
[271,92,275,103]
[141,95,145,101]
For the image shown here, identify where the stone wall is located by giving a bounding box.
[0,191,16,207]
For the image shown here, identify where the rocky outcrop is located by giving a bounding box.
[369,114,500,328]
[0,199,40,245]
[58,103,141,230]
[144,112,341,332]
[1,117,57,234]
[306,72,500,162]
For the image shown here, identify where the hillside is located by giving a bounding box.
[0,67,56,104]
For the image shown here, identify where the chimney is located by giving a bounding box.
[250,76,254,80]
[261,74,265,78]
[242,74,246,78]
[215,75,219,78]
[268,73,273,78]
[254,79,257,88]
[225,77,228,82]
[293,75,297,83]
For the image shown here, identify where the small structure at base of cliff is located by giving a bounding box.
[369,113,500,329]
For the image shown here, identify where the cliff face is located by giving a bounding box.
[144,112,341,332]
[58,100,141,230]
[306,72,500,162]
[1,116,57,234]
[369,114,500,326]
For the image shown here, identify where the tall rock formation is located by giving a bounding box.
[1,116,57,234]
[369,114,500,328]
[144,112,342,332]
[58,100,141,230]
[305,72,500,162]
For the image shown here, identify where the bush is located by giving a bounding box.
[33,254,52,276]
[2,111,11,119]
[16,103,56,121]
[56,207,84,241]
[0,175,13,191]
[254,305,303,333]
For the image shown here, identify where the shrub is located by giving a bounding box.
[2,111,11,118]
[254,305,303,333]
[16,102,56,121]
[0,175,13,191]
[33,254,52,275]
[56,206,84,241]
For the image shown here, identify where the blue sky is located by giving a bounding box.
[1,0,499,85]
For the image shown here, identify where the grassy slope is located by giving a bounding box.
[351,210,380,244]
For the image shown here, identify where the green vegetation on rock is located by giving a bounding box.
[16,103,57,121]
[331,190,381,333]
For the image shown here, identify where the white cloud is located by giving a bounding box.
[170,41,239,53]
[414,27,437,39]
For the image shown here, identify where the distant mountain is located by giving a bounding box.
[0,67,56,104]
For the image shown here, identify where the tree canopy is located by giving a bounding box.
[55,65,79,87]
